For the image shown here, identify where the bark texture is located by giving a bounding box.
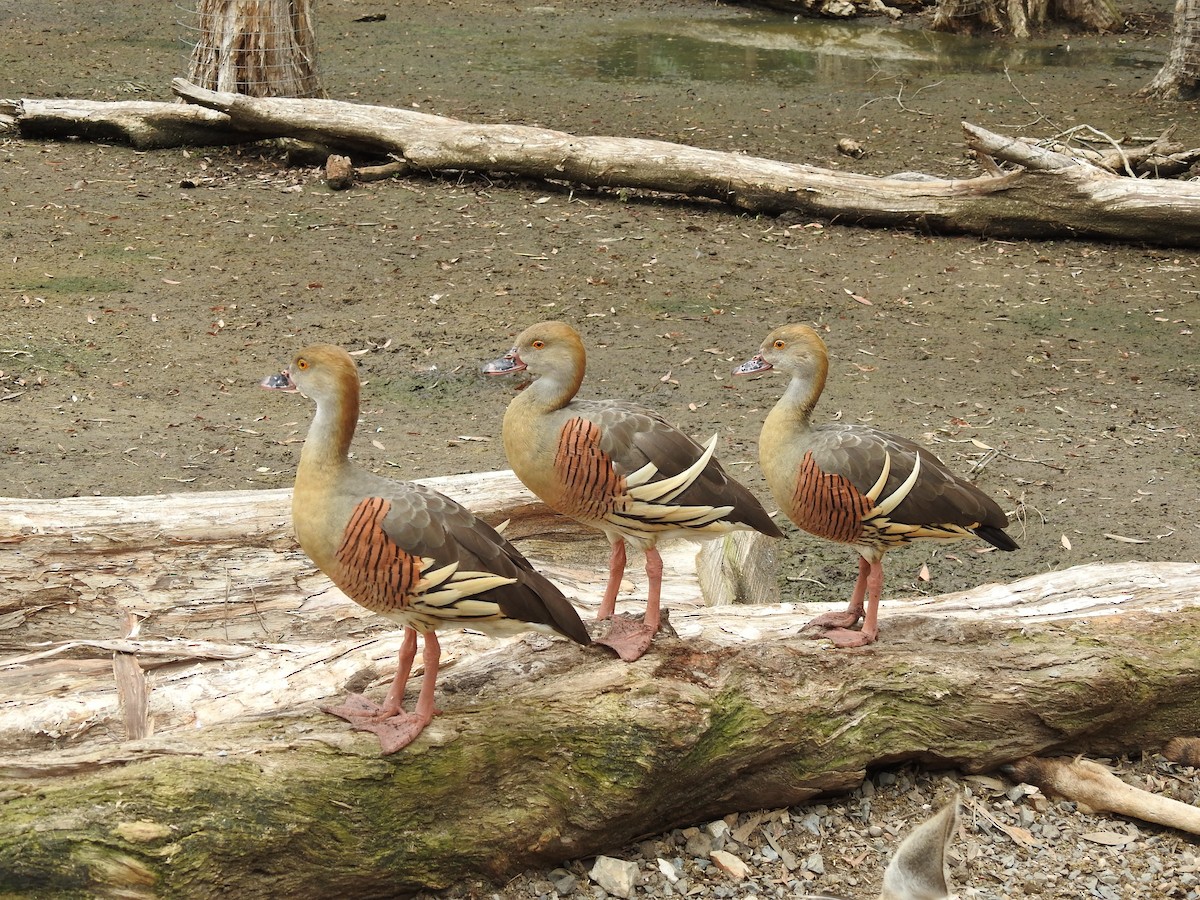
[185,0,323,98]
[1140,0,1200,99]
[2,481,1199,898]
[932,0,1120,37]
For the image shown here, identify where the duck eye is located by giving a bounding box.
[296,358,309,370]
[531,340,545,350]
[773,340,786,350]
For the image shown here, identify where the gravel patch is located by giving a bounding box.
[435,754,1199,899]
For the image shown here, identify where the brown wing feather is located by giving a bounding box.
[326,479,589,644]
[380,481,591,644]
[810,424,1011,532]
[573,398,782,537]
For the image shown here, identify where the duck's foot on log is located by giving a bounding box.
[595,613,658,662]
[321,693,438,754]
[810,626,878,648]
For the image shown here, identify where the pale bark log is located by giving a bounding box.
[727,0,912,19]
[0,98,251,151]
[6,88,1200,246]
[2,480,1199,897]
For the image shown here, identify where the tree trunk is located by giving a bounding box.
[1140,0,1200,99]
[2,481,1200,897]
[186,0,323,98]
[932,0,1119,37]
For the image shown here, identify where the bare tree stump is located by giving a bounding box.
[932,0,1119,37]
[185,0,323,98]
[2,480,1199,897]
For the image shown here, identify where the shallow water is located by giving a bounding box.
[504,13,1163,87]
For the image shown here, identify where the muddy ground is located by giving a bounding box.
[1,0,1197,896]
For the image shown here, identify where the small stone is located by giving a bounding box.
[548,867,577,895]
[805,852,826,875]
[800,812,822,835]
[707,819,731,849]
[589,856,639,899]
[685,831,714,858]
[656,857,680,884]
[868,825,884,838]
[710,849,750,881]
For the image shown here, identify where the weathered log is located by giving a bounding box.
[0,98,253,151]
[6,87,1200,246]
[2,480,1199,897]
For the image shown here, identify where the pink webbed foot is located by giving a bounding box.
[801,609,864,634]
[321,693,441,754]
[594,614,658,662]
[809,625,878,648]
[349,712,436,755]
[321,693,390,722]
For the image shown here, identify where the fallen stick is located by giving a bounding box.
[1005,755,1200,836]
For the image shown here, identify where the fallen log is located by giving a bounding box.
[1,479,1199,897]
[0,97,252,151]
[5,85,1200,246]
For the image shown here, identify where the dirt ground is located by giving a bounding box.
[1,0,1198,896]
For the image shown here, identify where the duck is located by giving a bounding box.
[734,324,1018,647]
[484,321,783,661]
[262,344,591,753]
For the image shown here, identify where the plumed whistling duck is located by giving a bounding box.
[263,344,590,753]
[734,324,1018,647]
[485,321,783,661]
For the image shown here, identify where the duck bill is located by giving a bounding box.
[732,355,772,376]
[482,350,526,376]
[261,369,299,392]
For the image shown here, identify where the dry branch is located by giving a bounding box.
[1005,756,1200,836]
[2,479,1200,897]
[7,86,1200,246]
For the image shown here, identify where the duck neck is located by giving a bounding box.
[769,359,826,433]
[517,361,582,415]
[298,380,359,479]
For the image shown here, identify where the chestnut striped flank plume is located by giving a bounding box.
[792,451,871,545]
[486,321,783,662]
[335,497,421,614]
[262,343,590,754]
[554,418,624,522]
[735,324,1018,648]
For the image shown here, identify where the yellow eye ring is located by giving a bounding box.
[296,358,309,370]
[773,340,786,350]
[531,340,545,350]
